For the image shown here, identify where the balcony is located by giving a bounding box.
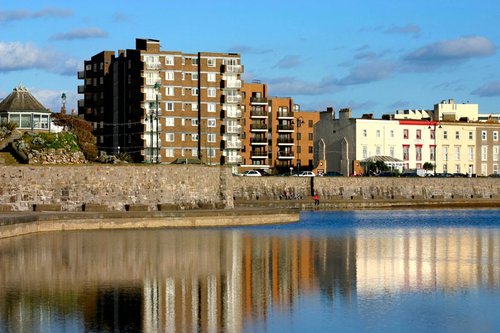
[78,71,85,79]
[221,79,242,89]
[277,124,293,132]
[277,112,294,119]
[250,137,267,145]
[223,95,242,104]
[225,141,242,149]
[226,125,242,134]
[251,150,267,159]
[145,62,161,70]
[250,97,268,105]
[78,85,85,94]
[221,64,243,73]
[250,110,268,118]
[250,123,268,131]
[226,155,242,164]
[277,151,294,159]
[226,109,242,118]
[78,99,84,108]
[277,138,294,145]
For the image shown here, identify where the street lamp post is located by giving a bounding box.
[428,121,442,175]
[295,116,304,173]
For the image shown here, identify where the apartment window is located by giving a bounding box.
[376,145,381,155]
[207,58,216,67]
[494,131,498,141]
[181,72,185,80]
[468,146,474,161]
[308,120,313,127]
[376,130,381,138]
[165,117,175,127]
[181,148,185,156]
[416,129,421,139]
[390,130,394,138]
[181,133,186,141]
[363,129,367,137]
[191,148,198,156]
[403,145,409,160]
[166,148,174,157]
[165,56,174,65]
[192,73,198,81]
[443,146,449,162]
[207,88,216,98]
[481,145,488,161]
[308,146,313,153]
[430,145,436,161]
[455,146,460,160]
[191,119,198,126]
[192,88,198,96]
[191,58,198,65]
[430,129,435,140]
[192,133,199,141]
[493,164,499,175]
[165,87,174,96]
[362,145,368,159]
[469,131,473,140]
[165,133,174,142]
[389,146,395,158]
[166,102,174,111]
[207,133,216,142]
[416,145,422,161]
[207,103,216,112]
[493,146,499,162]
[443,131,448,139]
[192,103,198,111]
[181,118,186,126]
[165,71,174,81]
[308,133,313,140]
[208,148,216,158]
[455,164,461,173]
[403,129,409,139]
[455,131,460,140]
[481,163,487,176]
[207,72,216,82]
[207,118,216,127]
[482,131,487,140]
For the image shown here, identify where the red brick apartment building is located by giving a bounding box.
[78,38,243,171]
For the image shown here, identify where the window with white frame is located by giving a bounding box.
[166,148,174,157]
[207,58,216,67]
[362,145,368,159]
[403,129,408,139]
[443,146,449,161]
[468,146,474,161]
[363,129,367,137]
[192,133,199,141]
[192,73,198,80]
[416,129,421,139]
[207,103,216,112]
[181,148,185,157]
[390,130,394,138]
[207,118,216,127]
[376,145,381,155]
[207,133,216,142]
[191,148,198,156]
[165,133,175,142]
[455,164,460,173]
[389,146,394,157]
[207,88,216,98]
[493,164,498,174]
[165,56,174,65]
[165,117,175,127]
[165,71,174,81]
[192,88,198,96]
[494,131,498,141]
[181,133,186,141]
[376,130,381,138]
[166,102,174,111]
[469,131,473,140]
[191,119,198,126]
[482,131,487,140]
[481,145,488,161]
[207,72,216,82]
[208,148,216,158]
[181,72,185,80]
[443,131,448,139]
[191,58,198,65]
[165,86,174,96]
[181,118,186,126]
[493,146,499,161]
[455,131,460,139]
[455,146,460,160]
[192,103,198,111]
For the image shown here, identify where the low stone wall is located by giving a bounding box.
[1,165,499,212]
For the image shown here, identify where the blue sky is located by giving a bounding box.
[1,0,499,117]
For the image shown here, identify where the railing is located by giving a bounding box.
[225,95,242,104]
[250,110,267,117]
[226,110,242,118]
[251,150,267,157]
[250,123,268,130]
[225,141,242,149]
[250,138,267,144]
[277,112,294,118]
[78,71,85,79]
[277,138,294,144]
[278,151,294,158]
[222,64,243,73]
[146,63,161,70]
[277,125,293,131]
[222,80,242,89]
[226,155,242,163]
[78,85,85,93]
[226,125,242,134]
[250,97,268,104]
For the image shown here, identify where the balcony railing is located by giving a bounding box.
[277,138,294,144]
[146,62,161,70]
[277,125,293,131]
[225,141,242,149]
[224,95,242,104]
[250,138,267,144]
[226,125,242,134]
[78,99,84,107]
[250,123,268,130]
[225,109,242,118]
[226,155,242,163]
[250,110,268,118]
[78,85,85,93]
[251,150,267,158]
[222,80,242,89]
[277,112,294,118]
[278,151,294,158]
[250,97,268,105]
[78,71,85,79]
[221,64,243,73]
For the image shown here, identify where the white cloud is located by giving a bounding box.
[272,55,301,69]
[0,42,80,76]
[0,7,72,22]
[49,28,108,41]
[336,61,396,85]
[30,88,78,113]
[267,76,339,96]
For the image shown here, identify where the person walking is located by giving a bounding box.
[313,191,320,206]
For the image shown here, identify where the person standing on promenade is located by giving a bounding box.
[313,191,320,206]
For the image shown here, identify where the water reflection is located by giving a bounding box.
[0,210,499,332]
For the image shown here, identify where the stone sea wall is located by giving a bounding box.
[0,165,499,212]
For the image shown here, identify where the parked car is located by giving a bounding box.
[241,170,262,177]
[295,171,316,177]
[321,171,343,177]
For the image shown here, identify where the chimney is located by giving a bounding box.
[339,108,352,120]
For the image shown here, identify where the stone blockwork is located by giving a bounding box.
[0,165,499,212]
[0,165,233,211]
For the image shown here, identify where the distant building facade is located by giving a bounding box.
[78,38,243,170]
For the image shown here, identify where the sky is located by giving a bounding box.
[1,0,500,117]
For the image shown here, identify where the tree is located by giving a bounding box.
[423,162,434,172]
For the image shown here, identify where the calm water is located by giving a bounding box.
[0,209,499,333]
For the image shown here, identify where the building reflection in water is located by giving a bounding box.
[0,226,498,332]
